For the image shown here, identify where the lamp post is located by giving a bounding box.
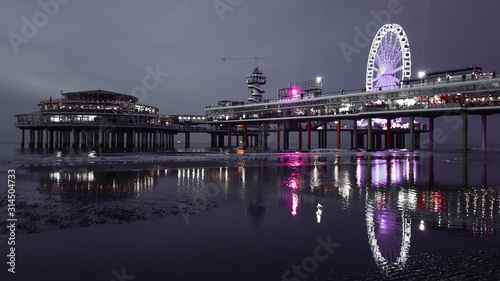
[418,71,426,86]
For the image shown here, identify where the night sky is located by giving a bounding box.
[1,0,500,145]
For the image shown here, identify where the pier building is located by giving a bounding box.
[15,90,182,149]
[205,66,500,152]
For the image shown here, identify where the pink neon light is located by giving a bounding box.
[292,192,299,216]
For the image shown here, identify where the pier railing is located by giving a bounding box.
[206,73,498,109]
[15,113,179,130]
[205,76,500,122]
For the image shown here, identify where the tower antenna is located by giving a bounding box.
[221,54,268,68]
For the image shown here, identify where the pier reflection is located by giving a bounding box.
[33,151,499,271]
[37,166,239,199]
[39,169,161,198]
[275,152,500,272]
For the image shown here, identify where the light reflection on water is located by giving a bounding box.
[365,188,416,272]
[31,150,500,275]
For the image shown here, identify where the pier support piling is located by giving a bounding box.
[321,121,328,148]
[283,122,289,150]
[44,129,49,148]
[185,132,190,148]
[353,120,358,150]
[49,130,54,148]
[111,131,117,148]
[481,115,487,152]
[429,117,434,151]
[298,122,302,150]
[386,118,391,149]
[336,119,341,149]
[462,113,468,154]
[244,124,248,148]
[210,133,217,148]
[257,130,264,149]
[307,121,311,149]
[367,117,373,150]
[21,129,25,148]
[218,134,224,148]
[37,129,43,148]
[409,116,415,151]
[81,130,86,148]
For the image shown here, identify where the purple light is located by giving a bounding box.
[373,30,403,91]
[372,159,388,187]
[278,153,309,167]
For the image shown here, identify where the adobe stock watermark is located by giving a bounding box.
[110,266,135,281]
[339,0,404,64]
[131,64,170,102]
[213,0,245,21]
[281,235,340,281]
[7,0,71,54]
[178,180,223,224]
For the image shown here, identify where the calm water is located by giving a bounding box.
[1,142,500,280]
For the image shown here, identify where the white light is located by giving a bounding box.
[316,203,323,224]
[316,76,322,83]
[418,71,426,79]
[50,172,61,181]
[88,171,95,182]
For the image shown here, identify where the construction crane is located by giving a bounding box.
[221,55,267,67]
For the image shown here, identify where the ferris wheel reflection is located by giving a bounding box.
[365,188,417,272]
[278,153,421,272]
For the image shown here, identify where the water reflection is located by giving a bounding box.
[365,188,416,272]
[334,156,352,209]
[316,203,323,223]
[247,195,266,226]
[39,169,161,198]
[34,151,500,273]
[275,152,499,272]
[367,154,417,188]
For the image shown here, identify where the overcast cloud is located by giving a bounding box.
[1,0,499,145]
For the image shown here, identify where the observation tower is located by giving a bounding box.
[246,67,267,102]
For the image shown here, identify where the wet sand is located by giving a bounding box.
[334,246,500,280]
[1,148,499,280]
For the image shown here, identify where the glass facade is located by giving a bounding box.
[16,90,174,129]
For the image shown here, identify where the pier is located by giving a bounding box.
[13,23,500,152]
[205,67,500,152]
[14,68,500,152]
[15,90,203,149]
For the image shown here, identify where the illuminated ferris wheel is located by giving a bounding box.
[366,23,411,92]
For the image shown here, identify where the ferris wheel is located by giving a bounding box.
[366,24,411,92]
